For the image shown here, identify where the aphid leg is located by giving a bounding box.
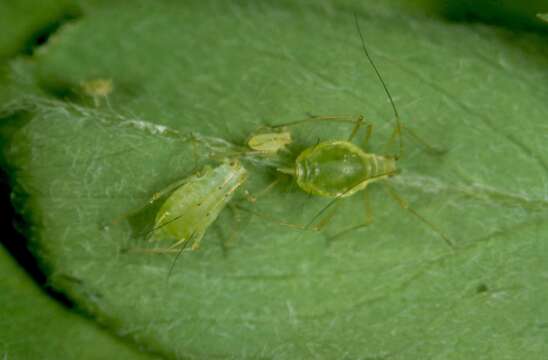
[221,203,247,251]
[402,125,447,156]
[383,121,403,160]
[271,113,370,146]
[124,233,199,273]
[363,123,373,149]
[382,181,455,249]
[347,115,365,141]
[253,177,282,199]
[167,232,196,279]
[243,176,285,204]
[190,133,199,170]
[234,204,316,231]
[313,201,341,231]
[183,132,247,162]
[166,229,203,252]
[328,188,374,242]
[270,114,365,131]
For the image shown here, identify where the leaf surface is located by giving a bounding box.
[1,1,548,359]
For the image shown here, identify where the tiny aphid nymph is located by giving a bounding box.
[81,78,113,107]
[247,129,292,155]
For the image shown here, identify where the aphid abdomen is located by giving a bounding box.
[295,141,396,198]
[151,160,248,247]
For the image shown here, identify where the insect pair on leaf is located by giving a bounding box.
[119,14,454,275]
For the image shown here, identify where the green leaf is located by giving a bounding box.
[0,0,80,59]
[2,1,548,359]
[412,0,548,32]
[0,246,159,359]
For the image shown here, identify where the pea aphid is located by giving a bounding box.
[125,159,248,263]
[246,129,292,155]
[267,15,453,247]
[80,78,113,107]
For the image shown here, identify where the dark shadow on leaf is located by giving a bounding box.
[0,110,73,308]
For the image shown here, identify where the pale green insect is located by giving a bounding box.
[246,129,292,154]
[142,158,248,253]
[537,13,548,22]
[127,129,290,259]
[263,14,453,247]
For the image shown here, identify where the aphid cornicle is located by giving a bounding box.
[147,158,248,252]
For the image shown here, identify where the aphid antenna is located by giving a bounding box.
[353,13,402,160]
[382,181,455,249]
[268,115,358,129]
[166,231,196,280]
[138,212,188,241]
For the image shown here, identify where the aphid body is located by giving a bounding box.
[261,14,453,246]
[150,159,248,250]
[247,130,292,155]
[80,78,113,107]
[292,140,396,198]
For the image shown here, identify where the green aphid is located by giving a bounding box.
[148,158,248,252]
[246,129,292,155]
[265,14,453,247]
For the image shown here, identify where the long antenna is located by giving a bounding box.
[353,13,402,159]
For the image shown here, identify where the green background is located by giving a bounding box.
[1,0,547,359]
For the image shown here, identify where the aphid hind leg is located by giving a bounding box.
[363,123,373,149]
[383,121,403,160]
[327,188,374,242]
[270,114,367,138]
[244,177,283,202]
[347,115,365,141]
[234,204,317,231]
[402,125,447,156]
[314,201,341,231]
[184,132,248,162]
[382,181,454,249]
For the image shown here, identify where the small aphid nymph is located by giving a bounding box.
[247,129,292,155]
[81,78,113,107]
